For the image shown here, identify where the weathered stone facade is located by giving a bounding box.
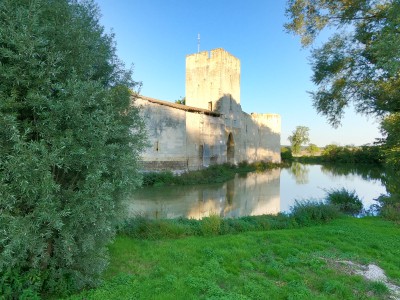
[136,48,281,171]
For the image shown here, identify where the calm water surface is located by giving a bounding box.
[127,163,386,219]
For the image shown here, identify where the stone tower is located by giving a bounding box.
[185,48,240,114]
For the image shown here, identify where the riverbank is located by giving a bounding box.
[141,161,286,187]
[66,217,400,299]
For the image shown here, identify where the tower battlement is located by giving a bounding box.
[186,48,241,113]
[186,48,240,61]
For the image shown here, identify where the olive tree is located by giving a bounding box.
[0,0,145,296]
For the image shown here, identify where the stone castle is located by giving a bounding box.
[135,48,281,171]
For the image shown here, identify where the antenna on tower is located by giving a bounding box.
[197,33,200,53]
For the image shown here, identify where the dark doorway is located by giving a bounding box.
[227,133,234,164]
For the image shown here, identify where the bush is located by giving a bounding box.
[0,268,42,300]
[141,171,175,187]
[201,215,222,235]
[118,217,197,239]
[290,200,341,226]
[325,188,363,215]
[252,161,276,171]
[320,145,384,164]
[306,143,320,155]
[281,147,293,161]
[0,0,146,296]
[375,194,400,222]
[237,160,250,169]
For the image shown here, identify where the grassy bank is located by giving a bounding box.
[118,200,342,239]
[141,161,285,187]
[66,217,399,299]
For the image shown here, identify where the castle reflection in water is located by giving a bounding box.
[127,169,281,220]
[126,163,388,220]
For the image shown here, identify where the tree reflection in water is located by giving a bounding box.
[320,163,385,181]
[287,162,310,184]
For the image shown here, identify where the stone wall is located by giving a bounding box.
[249,113,281,162]
[185,112,226,170]
[135,48,281,171]
[136,97,188,169]
[136,95,281,171]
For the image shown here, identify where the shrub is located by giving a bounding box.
[281,147,293,161]
[374,194,400,222]
[253,161,276,171]
[0,0,146,296]
[0,268,42,300]
[325,188,363,215]
[201,214,222,235]
[118,217,197,239]
[238,160,250,169]
[290,200,341,226]
[320,145,384,164]
[141,171,175,187]
[306,143,320,155]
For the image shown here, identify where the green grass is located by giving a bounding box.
[118,200,340,240]
[66,217,400,299]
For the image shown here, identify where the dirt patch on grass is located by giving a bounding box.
[331,260,400,299]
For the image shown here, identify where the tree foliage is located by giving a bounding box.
[288,126,310,154]
[306,143,320,155]
[0,0,145,296]
[286,0,400,126]
[281,146,294,161]
[285,0,400,178]
[325,188,363,216]
[175,96,186,105]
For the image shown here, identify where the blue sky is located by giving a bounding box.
[95,0,382,147]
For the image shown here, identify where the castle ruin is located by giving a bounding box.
[135,48,281,171]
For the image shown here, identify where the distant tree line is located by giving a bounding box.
[282,144,384,164]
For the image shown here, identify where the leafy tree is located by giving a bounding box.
[285,0,400,168]
[382,114,400,170]
[0,0,145,297]
[175,96,186,105]
[306,143,320,156]
[288,126,310,155]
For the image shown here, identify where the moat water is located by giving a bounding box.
[127,163,387,219]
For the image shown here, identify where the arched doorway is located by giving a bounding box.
[227,133,234,164]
